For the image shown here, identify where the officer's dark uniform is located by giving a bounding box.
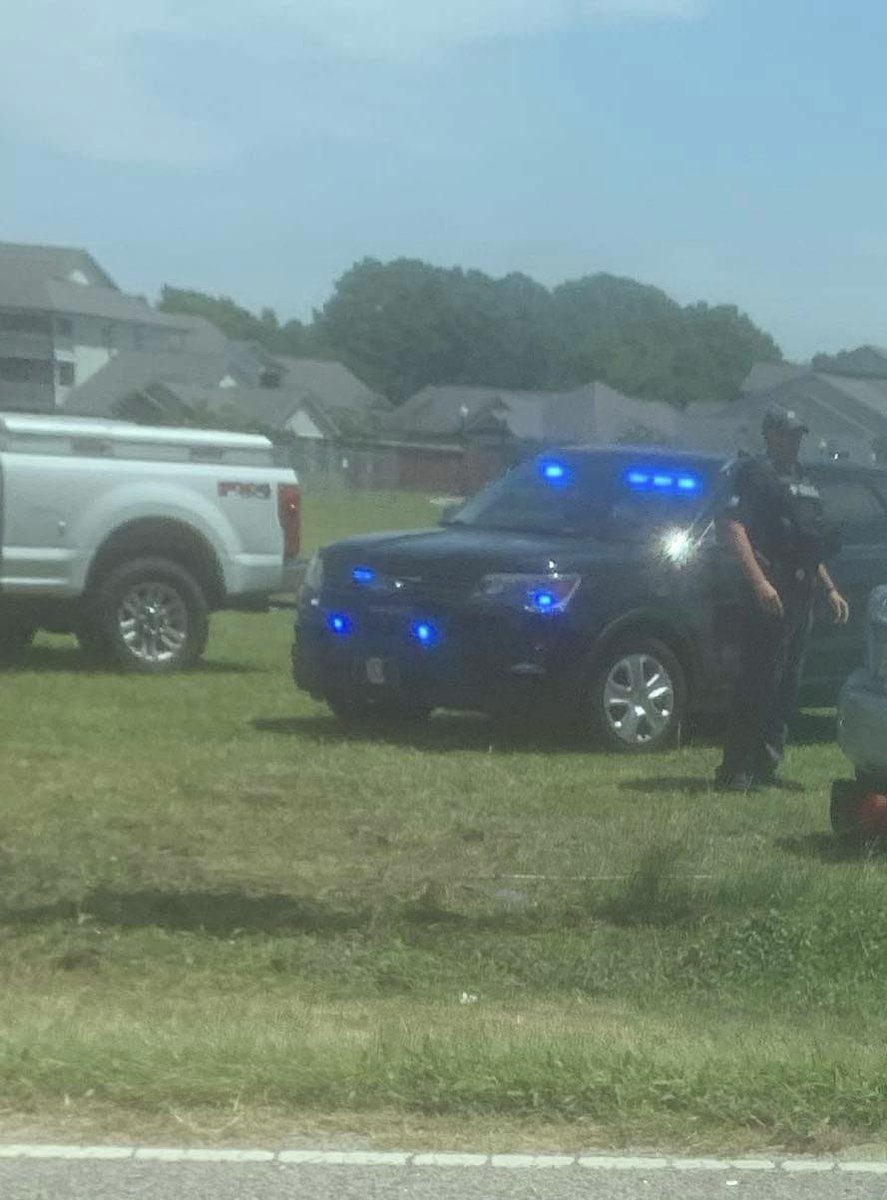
[717,453,835,787]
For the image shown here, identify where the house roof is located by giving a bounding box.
[44,280,188,327]
[0,243,118,307]
[390,382,678,445]
[273,356,389,412]
[0,241,186,328]
[160,382,308,431]
[741,361,809,394]
[64,349,230,416]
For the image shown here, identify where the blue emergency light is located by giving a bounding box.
[624,467,702,497]
[411,620,439,646]
[352,566,375,585]
[539,460,571,486]
[529,589,556,613]
[327,612,352,636]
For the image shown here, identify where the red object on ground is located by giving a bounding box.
[858,792,887,836]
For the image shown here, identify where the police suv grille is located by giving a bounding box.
[325,567,479,607]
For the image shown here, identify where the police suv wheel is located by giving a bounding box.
[586,637,686,753]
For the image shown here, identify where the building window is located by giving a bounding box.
[259,369,282,389]
[55,318,73,337]
[58,361,75,387]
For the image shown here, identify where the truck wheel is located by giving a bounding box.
[0,622,35,663]
[583,636,686,753]
[88,557,209,674]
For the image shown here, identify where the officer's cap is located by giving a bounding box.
[762,406,808,435]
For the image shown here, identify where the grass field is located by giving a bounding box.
[1,488,887,1155]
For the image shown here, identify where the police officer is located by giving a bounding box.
[715,407,849,793]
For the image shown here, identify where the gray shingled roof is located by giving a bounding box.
[391,385,560,437]
[390,382,678,445]
[274,356,389,412]
[64,349,230,416]
[44,280,188,327]
[0,242,117,307]
[741,361,809,394]
[159,382,310,431]
[822,375,887,422]
[0,242,186,328]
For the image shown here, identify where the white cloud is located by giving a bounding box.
[1,0,705,167]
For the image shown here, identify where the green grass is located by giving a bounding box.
[300,487,442,552]
[0,488,885,1153]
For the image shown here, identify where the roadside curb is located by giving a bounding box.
[2,1146,887,1173]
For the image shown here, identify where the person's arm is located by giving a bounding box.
[817,563,850,624]
[723,517,784,618]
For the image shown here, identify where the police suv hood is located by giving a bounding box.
[320,524,625,591]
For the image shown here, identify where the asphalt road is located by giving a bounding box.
[4,1161,887,1200]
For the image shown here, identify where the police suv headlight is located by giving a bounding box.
[866,586,887,681]
[300,554,324,598]
[472,574,581,614]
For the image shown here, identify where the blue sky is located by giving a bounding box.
[4,0,887,360]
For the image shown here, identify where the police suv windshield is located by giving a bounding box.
[448,452,717,539]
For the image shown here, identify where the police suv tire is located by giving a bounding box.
[327,694,431,728]
[584,636,686,754]
[87,557,209,674]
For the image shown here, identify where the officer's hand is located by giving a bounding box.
[754,579,784,619]
[828,588,850,625]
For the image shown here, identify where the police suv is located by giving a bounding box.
[293,447,887,751]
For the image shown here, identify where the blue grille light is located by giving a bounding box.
[530,589,556,613]
[411,620,439,646]
[352,566,375,585]
[327,612,351,636]
[677,475,700,493]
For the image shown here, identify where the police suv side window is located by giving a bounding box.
[815,477,887,546]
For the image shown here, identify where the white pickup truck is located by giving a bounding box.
[0,412,300,672]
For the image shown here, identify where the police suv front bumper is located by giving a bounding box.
[292,596,585,717]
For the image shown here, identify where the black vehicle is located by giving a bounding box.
[293,447,887,751]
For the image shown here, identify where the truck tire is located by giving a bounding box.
[583,635,686,753]
[0,621,35,664]
[85,557,209,674]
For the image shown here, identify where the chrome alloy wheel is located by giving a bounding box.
[602,652,675,747]
[117,583,188,665]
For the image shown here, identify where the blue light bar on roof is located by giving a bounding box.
[624,467,702,497]
[539,459,571,486]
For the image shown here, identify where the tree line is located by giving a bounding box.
[159,258,783,406]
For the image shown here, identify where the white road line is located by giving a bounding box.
[1,1144,887,1173]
